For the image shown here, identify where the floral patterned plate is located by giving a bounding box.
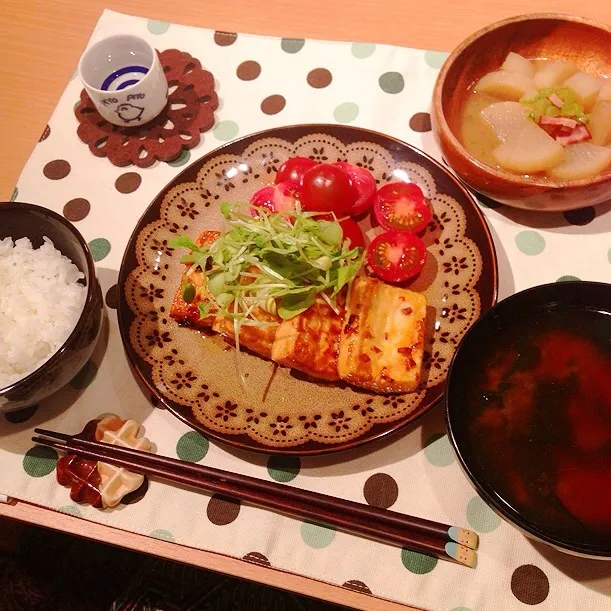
[117,125,498,455]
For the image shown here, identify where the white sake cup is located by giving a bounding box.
[78,34,168,127]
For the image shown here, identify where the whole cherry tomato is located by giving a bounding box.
[275,157,318,185]
[334,162,377,216]
[300,163,357,215]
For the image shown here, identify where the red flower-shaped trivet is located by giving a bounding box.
[75,49,218,168]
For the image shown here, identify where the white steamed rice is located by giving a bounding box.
[0,236,87,389]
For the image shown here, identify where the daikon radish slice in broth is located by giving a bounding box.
[563,72,603,111]
[520,88,540,103]
[475,70,534,101]
[481,101,529,141]
[493,120,565,174]
[547,142,611,180]
[589,101,611,146]
[534,60,578,89]
[501,52,535,78]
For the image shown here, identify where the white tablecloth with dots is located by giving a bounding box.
[2,9,610,611]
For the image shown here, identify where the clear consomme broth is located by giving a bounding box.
[467,307,611,547]
[461,91,505,169]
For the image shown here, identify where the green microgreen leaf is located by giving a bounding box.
[316,220,343,246]
[181,282,196,303]
[169,236,200,251]
[198,302,211,319]
[277,290,317,320]
[208,272,228,297]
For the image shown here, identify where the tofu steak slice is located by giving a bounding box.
[170,231,221,328]
[213,307,279,360]
[170,231,280,358]
[272,297,344,381]
[338,277,427,393]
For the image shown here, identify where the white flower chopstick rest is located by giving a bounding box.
[97,418,152,508]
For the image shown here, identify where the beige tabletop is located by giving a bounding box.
[1,2,610,609]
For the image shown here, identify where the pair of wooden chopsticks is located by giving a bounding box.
[33,428,478,568]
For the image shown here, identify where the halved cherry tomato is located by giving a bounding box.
[250,181,300,215]
[339,219,365,249]
[276,157,318,185]
[367,230,426,283]
[250,185,275,213]
[333,162,377,216]
[374,182,432,234]
[300,163,357,215]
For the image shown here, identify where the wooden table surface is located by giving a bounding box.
[1,1,610,608]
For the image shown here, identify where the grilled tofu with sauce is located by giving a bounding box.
[171,232,428,393]
[213,307,279,359]
[170,231,220,328]
[338,276,427,393]
[211,263,281,359]
[170,231,281,357]
[271,297,344,381]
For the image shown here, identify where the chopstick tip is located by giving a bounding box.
[445,542,477,569]
[448,526,479,550]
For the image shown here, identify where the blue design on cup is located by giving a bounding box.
[101,65,149,91]
[117,80,139,89]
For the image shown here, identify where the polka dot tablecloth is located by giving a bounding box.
[2,9,610,611]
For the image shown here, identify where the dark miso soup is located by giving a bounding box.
[468,307,611,546]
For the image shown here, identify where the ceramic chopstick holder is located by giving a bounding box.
[78,34,168,127]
